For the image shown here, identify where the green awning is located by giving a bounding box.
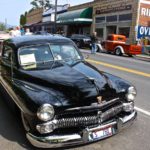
[57,7,93,24]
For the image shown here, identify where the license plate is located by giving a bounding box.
[89,127,112,141]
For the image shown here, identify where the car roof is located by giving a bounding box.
[4,35,73,49]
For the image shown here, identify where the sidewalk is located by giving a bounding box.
[134,54,150,62]
[80,49,150,62]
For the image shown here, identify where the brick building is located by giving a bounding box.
[25,8,43,32]
[94,0,150,43]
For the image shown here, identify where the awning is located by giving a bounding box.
[24,21,41,27]
[33,21,55,26]
[57,7,93,24]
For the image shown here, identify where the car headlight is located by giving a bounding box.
[37,104,54,121]
[126,86,137,101]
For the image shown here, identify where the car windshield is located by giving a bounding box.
[18,44,82,70]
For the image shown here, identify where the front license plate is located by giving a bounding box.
[89,127,112,141]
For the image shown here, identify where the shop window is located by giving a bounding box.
[119,27,130,38]
[107,35,112,40]
[96,28,104,38]
[96,17,105,23]
[119,13,132,21]
[106,15,117,22]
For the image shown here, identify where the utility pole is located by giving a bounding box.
[54,0,58,33]
[5,18,7,30]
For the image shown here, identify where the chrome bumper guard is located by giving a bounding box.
[26,111,137,148]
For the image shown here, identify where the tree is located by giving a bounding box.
[20,13,27,26]
[0,23,6,31]
[30,0,53,10]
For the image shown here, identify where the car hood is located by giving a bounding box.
[17,61,128,107]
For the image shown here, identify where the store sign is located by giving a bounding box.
[141,7,150,17]
[137,26,150,38]
[95,4,132,15]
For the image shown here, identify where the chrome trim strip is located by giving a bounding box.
[87,121,117,132]
[66,98,120,111]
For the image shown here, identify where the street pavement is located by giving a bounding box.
[0,50,150,150]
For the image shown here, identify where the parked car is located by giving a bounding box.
[101,34,142,56]
[34,31,52,35]
[0,35,137,148]
[70,34,91,48]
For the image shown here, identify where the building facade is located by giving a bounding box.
[25,0,150,44]
[57,0,149,43]
[93,0,139,43]
[57,2,93,36]
[42,4,69,33]
[25,5,69,33]
[26,8,43,32]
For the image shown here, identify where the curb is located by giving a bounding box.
[80,49,150,62]
[134,55,150,62]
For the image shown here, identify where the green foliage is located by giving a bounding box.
[20,12,27,26]
[30,0,53,10]
[0,23,6,31]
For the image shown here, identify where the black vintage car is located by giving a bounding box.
[0,35,137,148]
[70,34,91,48]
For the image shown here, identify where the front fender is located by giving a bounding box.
[13,79,63,114]
[103,72,132,95]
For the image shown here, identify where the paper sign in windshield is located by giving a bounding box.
[20,54,36,65]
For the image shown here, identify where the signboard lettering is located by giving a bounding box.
[137,26,150,38]
[95,5,132,15]
[141,8,150,17]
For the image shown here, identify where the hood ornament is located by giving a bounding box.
[97,96,102,104]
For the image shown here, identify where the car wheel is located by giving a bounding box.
[115,48,122,56]
[21,111,30,132]
[96,45,100,52]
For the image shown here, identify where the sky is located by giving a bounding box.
[0,0,92,26]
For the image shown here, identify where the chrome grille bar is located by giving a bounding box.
[57,115,98,128]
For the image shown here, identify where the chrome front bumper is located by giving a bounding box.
[26,111,137,148]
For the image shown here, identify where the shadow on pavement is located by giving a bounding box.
[0,94,67,150]
[0,94,34,150]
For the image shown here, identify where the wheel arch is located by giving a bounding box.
[114,46,125,54]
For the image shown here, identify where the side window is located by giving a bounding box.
[2,45,13,63]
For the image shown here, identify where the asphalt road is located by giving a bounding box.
[0,51,150,150]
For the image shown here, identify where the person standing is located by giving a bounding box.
[25,28,32,35]
[91,31,98,54]
[9,26,21,37]
[15,26,21,36]
[20,27,25,35]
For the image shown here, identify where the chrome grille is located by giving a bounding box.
[56,115,99,128]
[54,104,123,129]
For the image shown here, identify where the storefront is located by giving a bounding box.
[57,7,93,36]
[93,0,138,42]
[42,4,69,33]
